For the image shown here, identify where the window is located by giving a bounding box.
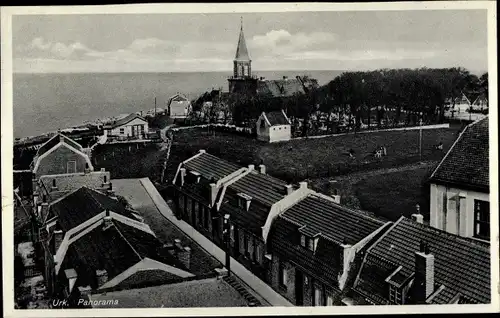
[300,235,306,247]
[279,263,288,287]
[260,120,266,129]
[326,295,334,306]
[474,200,490,240]
[314,286,324,306]
[203,206,209,229]
[119,128,125,134]
[255,241,262,264]
[66,161,76,174]
[389,285,402,304]
[307,238,314,251]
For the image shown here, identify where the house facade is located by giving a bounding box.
[349,215,490,305]
[31,133,94,178]
[428,117,489,242]
[267,194,390,306]
[256,110,292,143]
[168,93,192,118]
[104,113,149,140]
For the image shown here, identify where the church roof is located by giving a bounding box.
[235,23,250,61]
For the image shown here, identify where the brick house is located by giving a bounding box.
[349,215,490,305]
[428,116,489,242]
[31,133,93,178]
[256,110,292,143]
[267,194,391,306]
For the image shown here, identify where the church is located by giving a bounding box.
[227,20,318,98]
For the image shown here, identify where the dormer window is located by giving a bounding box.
[189,171,201,184]
[389,285,403,305]
[299,226,320,253]
[237,193,252,211]
[385,266,410,305]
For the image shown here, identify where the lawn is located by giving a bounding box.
[354,164,435,222]
[92,143,167,182]
[167,126,460,184]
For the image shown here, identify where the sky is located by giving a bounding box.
[12,10,488,74]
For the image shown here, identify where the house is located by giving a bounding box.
[472,93,488,110]
[30,133,93,178]
[267,194,391,306]
[428,116,489,241]
[86,273,260,308]
[168,93,192,118]
[256,76,314,98]
[349,215,490,305]
[39,186,157,295]
[103,113,149,140]
[256,110,292,143]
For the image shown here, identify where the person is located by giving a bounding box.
[383,146,387,156]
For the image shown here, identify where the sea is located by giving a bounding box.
[13,70,342,138]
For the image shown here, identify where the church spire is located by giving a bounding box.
[235,17,250,61]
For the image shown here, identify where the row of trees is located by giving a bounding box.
[189,68,488,137]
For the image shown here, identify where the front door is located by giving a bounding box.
[295,269,304,306]
[132,125,140,138]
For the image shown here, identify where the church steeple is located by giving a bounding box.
[233,17,251,78]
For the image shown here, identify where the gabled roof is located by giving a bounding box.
[168,93,190,104]
[183,152,241,181]
[49,187,137,231]
[263,111,291,126]
[39,171,110,198]
[235,23,250,61]
[36,133,83,158]
[257,78,306,98]
[354,217,491,305]
[472,93,488,106]
[107,113,147,129]
[230,171,288,206]
[429,116,489,192]
[281,194,385,246]
[60,219,187,289]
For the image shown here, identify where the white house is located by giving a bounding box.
[168,93,192,119]
[104,113,149,140]
[256,110,292,143]
[428,116,489,242]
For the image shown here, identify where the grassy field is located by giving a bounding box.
[92,142,167,182]
[167,126,460,184]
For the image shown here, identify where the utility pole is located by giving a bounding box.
[419,115,423,162]
[154,97,157,118]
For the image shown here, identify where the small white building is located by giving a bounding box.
[256,110,292,143]
[168,93,192,118]
[104,113,149,139]
[428,116,489,242]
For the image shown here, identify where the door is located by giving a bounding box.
[295,269,304,306]
[66,160,76,174]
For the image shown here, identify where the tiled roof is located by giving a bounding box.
[354,217,491,305]
[108,113,147,128]
[183,152,241,181]
[39,171,110,198]
[268,194,386,290]
[257,79,306,98]
[61,219,185,289]
[429,117,489,192]
[36,133,83,158]
[281,195,385,245]
[91,277,250,307]
[230,171,288,206]
[50,187,137,231]
[264,111,290,126]
[169,94,189,103]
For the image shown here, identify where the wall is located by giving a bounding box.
[269,254,296,304]
[35,146,88,178]
[170,101,191,118]
[109,118,149,138]
[429,183,489,239]
[269,125,292,143]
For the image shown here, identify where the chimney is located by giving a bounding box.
[299,181,308,190]
[338,240,353,290]
[209,182,218,207]
[258,164,266,175]
[101,168,105,172]
[96,269,108,287]
[107,183,116,199]
[64,268,78,294]
[283,76,288,80]
[180,168,187,186]
[284,184,294,195]
[59,134,65,142]
[248,164,255,171]
[39,199,49,221]
[414,242,435,303]
[53,229,64,253]
[331,189,341,204]
[177,246,191,269]
[411,204,424,224]
[103,216,113,230]
[51,179,58,192]
[199,149,206,154]
[84,163,90,174]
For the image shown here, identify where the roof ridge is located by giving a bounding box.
[400,217,490,251]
